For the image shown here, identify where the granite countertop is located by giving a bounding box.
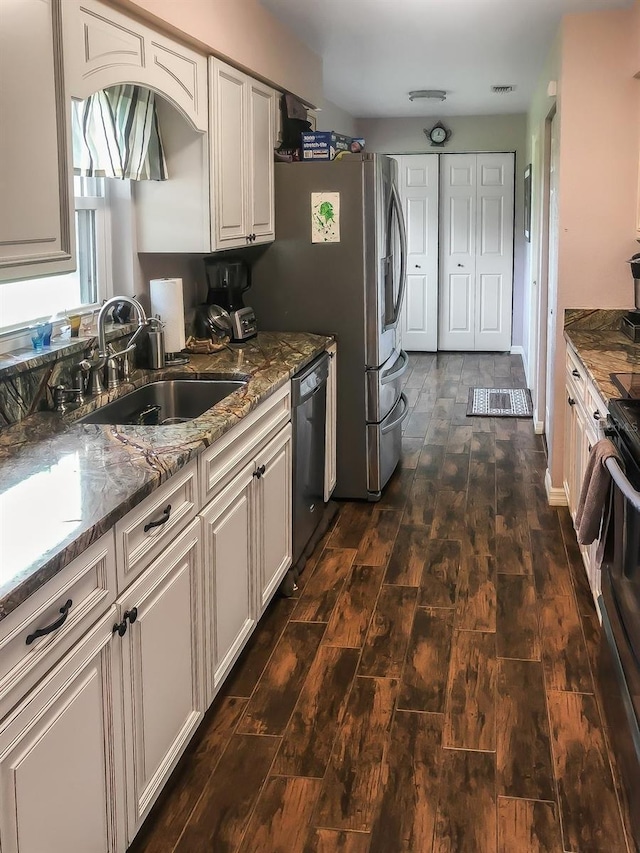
[564,326,640,404]
[0,332,332,622]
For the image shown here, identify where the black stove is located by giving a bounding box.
[599,394,640,846]
[608,397,640,464]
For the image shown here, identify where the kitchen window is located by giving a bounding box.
[0,175,113,350]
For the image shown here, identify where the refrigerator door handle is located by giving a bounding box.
[381,392,410,434]
[390,180,408,327]
[381,349,409,385]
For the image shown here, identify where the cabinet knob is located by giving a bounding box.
[113,620,127,637]
[124,607,138,624]
[253,464,266,479]
[113,607,138,638]
[568,396,576,406]
[572,369,580,378]
[593,411,601,421]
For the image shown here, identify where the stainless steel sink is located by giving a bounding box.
[77,379,247,425]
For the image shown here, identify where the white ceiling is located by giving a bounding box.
[260,0,633,117]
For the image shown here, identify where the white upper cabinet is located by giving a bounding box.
[0,0,75,283]
[135,58,277,253]
[210,61,249,247]
[210,59,276,250]
[62,0,208,131]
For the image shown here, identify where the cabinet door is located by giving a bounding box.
[0,609,126,853]
[247,78,276,244]
[563,383,579,517]
[64,0,208,131]
[118,519,204,839]
[255,425,293,612]
[0,0,74,282]
[200,464,256,702]
[210,59,249,249]
[324,344,338,502]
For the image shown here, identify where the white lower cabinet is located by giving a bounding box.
[201,462,255,700]
[201,423,292,703]
[0,608,126,853]
[256,424,293,612]
[116,518,204,840]
[0,380,303,851]
[324,343,337,502]
[563,344,608,610]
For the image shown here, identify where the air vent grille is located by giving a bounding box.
[491,85,515,94]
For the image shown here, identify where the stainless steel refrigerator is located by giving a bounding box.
[250,153,409,500]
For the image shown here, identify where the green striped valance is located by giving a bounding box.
[73,85,168,181]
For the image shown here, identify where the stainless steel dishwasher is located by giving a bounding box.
[291,352,330,564]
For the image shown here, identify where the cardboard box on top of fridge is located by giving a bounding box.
[301,131,352,160]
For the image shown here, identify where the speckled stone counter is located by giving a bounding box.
[0,332,332,621]
[564,314,640,404]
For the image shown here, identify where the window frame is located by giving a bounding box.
[0,179,114,353]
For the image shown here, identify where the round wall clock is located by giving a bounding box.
[425,122,451,147]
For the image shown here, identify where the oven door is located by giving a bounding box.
[607,438,640,660]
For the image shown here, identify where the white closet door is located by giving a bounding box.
[439,154,477,350]
[439,153,514,351]
[475,153,514,351]
[397,154,439,351]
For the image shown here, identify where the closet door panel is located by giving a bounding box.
[475,153,514,351]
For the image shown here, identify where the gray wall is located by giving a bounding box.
[357,114,528,349]
[313,96,358,138]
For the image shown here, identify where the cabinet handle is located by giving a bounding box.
[144,504,171,533]
[113,608,138,638]
[593,411,601,420]
[253,464,266,479]
[572,369,580,378]
[567,396,576,406]
[25,599,72,645]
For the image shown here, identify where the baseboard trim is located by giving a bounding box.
[510,345,524,357]
[534,420,544,435]
[545,468,568,506]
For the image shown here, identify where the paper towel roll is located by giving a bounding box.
[150,278,186,354]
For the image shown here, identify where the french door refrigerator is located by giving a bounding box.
[251,153,409,500]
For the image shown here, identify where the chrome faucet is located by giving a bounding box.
[93,296,151,390]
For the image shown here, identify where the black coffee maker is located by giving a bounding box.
[203,257,257,342]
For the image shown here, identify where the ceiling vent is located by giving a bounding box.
[408,89,447,102]
[491,85,515,94]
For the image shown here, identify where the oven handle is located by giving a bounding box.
[605,457,640,511]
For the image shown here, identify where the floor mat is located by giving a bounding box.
[467,387,533,418]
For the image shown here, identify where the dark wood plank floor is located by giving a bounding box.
[130,353,634,853]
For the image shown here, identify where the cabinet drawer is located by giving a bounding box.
[200,383,291,504]
[585,381,608,431]
[115,459,198,590]
[0,531,116,721]
[566,346,587,397]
